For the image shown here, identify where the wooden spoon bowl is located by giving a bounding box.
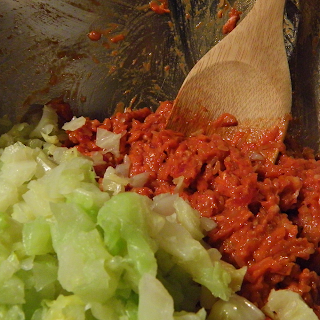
[167,0,292,160]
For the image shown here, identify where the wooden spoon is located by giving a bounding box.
[167,0,292,160]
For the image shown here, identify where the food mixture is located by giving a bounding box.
[0,0,316,318]
[0,98,319,320]
[63,98,320,317]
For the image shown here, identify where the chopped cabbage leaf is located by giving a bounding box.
[208,294,265,320]
[263,289,318,320]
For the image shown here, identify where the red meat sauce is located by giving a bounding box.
[57,99,320,317]
[222,8,242,34]
[149,0,170,14]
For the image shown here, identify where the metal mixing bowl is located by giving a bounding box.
[0,0,319,150]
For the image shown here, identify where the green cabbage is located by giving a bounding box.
[0,117,242,319]
[207,294,265,320]
[263,289,318,320]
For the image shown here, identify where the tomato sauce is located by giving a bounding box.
[149,0,170,14]
[110,34,125,44]
[62,100,320,317]
[87,31,102,41]
[222,8,242,34]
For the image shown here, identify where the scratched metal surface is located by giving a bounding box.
[0,0,319,150]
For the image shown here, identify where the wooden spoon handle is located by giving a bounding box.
[166,0,291,165]
[184,0,289,102]
[231,0,288,82]
[167,0,291,133]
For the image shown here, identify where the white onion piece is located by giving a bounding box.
[96,128,124,158]
[62,116,86,131]
[130,172,150,188]
[90,151,106,166]
[200,217,217,232]
[249,152,265,161]
[115,155,131,177]
[173,176,185,193]
[102,166,130,195]
[152,193,179,216]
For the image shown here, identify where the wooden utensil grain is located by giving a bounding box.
[166,0,292,160]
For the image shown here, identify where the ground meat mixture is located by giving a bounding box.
[63,100,320,317]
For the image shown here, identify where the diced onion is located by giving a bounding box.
[115,155,131,177]
[62,116,86,131]
[130,172,150,188]
[173,176,185,193]
[249,152,265,161]
[96,128,124,158]
[90,151,106,166]
[102,166,130,195]
[152,193,179,216]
